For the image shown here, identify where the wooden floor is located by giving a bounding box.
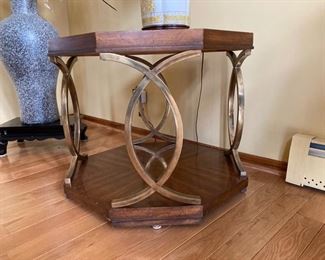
[0,120,324,260]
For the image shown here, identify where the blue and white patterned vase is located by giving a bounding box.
[0,0,59,124]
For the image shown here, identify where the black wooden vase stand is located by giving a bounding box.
[0,117,88,156]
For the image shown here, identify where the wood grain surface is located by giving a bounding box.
[0,121,324,260]
[300,225,325,260]
[207,188,313,259]
[253,214,323,260]
[65,140,248,227]
[299,191,325,224]
[83,114,288,177]
[48,29,254,56]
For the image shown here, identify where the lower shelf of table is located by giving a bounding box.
[64,141,248,227]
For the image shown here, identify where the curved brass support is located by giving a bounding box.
[133,144,174,171]
[50,56,87,186]
[226,50,251,177]
[100,51,202,208]
[134,143,177,174]
[127,55,174,144]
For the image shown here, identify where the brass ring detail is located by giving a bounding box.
[50,56,87,185]
[127,55,174,144]
[100,51,202,207]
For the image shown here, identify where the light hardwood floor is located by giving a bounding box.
[0,121,324,260]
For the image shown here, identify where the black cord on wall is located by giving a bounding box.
[195,52,205,143]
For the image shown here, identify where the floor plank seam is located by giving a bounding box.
[297,223,324,259]
[244,164,284,177]
[0,179,65,203]
[251,212,299,259]
[0,209,102,259]
[160,182,267,259]
[0,147,66,159]
[3,203,79,235]
[0,203,86,241]
[198,179,289,259]
[0,160,70,185]
[33,221,107,260]
[205,192,312,259]
[115,227,171,259]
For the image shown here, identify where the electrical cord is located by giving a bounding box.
[101,0,118,11]
[195,52,205,143]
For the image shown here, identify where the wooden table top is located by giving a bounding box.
[48,28,254,57]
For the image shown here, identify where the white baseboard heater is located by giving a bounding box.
[286,134,325,191]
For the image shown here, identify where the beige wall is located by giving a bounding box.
[67,0,325,161]
[0,0,70,123]
[1,0,324,162]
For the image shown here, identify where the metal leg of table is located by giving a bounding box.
[100,51,202,208]
[225,49,251,177]
[50,56,88,186]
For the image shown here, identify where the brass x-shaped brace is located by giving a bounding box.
[100,51,202,208]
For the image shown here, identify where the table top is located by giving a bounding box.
[48,28,254,57]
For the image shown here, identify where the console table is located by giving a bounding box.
[48,29,254,227]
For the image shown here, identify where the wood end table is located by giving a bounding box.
[48,28,254,227]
